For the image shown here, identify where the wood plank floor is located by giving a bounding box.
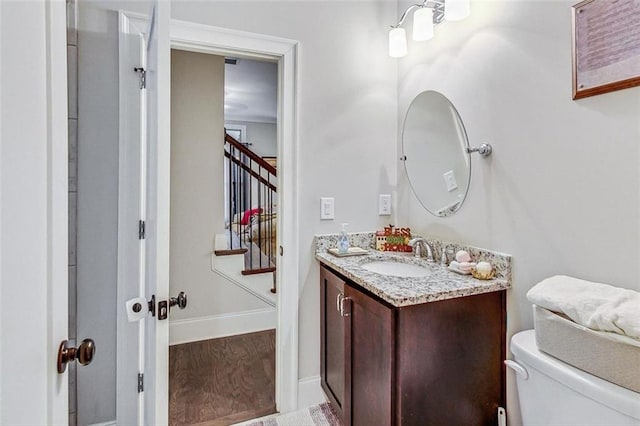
[169,330,276,426]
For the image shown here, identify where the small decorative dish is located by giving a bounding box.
[328,247,369,257]
[471,269,496,280]
[447,265,471,275]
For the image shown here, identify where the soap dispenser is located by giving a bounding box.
[338,223,350,254]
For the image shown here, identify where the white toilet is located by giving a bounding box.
[509,330,640,425]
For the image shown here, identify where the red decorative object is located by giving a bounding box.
[240,208,263,225]
[379,226,412,252]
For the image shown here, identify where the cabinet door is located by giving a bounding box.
[320,266,347,421]
[395,291,506,425]
[345,282,394,426]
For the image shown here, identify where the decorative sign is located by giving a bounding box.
[572,0,640,99]
[377,226,412,252]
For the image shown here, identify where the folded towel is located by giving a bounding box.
[527,275,640,340]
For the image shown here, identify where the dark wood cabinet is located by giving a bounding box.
[346,279,394,426]
[320,265,347,418]
[320,264,506,426]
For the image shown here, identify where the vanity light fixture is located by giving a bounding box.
[389,27,408,58]
[389,0,470,58]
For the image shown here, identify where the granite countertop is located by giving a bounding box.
[315,233,511,308]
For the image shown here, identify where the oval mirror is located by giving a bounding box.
[402,91,471,217]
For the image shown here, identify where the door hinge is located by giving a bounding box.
[138,373,144,393]
[134,67,146,89]
[139,220,146,240]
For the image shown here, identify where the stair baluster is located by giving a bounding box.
[222,132,277,279]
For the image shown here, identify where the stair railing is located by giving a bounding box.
[222,132,277,281]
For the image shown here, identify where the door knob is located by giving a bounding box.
[169,291,187,310]
[57,338,96,374]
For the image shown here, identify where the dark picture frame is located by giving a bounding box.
[572,0,640,99]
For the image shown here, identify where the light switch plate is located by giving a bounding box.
[320,197,335,220]
[379,194,391,216]
[443,170,458,192]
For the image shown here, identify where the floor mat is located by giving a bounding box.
[234,402,341,426]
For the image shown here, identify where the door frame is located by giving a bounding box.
[171,19,301,414]
[120,11,301,415]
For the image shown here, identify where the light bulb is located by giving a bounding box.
[445,0,470,21]
[389,27,407,58]
[413,7,434,41]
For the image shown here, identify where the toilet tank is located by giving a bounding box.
[510,330,640,426]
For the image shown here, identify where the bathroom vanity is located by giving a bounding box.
[316,237,511,426]
[314,87,507,425]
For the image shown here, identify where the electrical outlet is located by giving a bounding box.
[320,197,335,220]
[443,170,458,192]
[379,194,391,216]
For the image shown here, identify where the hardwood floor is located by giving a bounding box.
[169,330,276,426]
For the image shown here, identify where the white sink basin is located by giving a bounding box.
[360,261,431,278]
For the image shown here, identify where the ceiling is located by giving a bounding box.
[224,57,277,124]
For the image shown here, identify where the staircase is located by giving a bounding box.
[215,132,277,292]
[211,234,276,307]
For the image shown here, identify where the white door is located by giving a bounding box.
[141,1,171,424]
[116,2,171,425]
[1,1,68,424]
[73,2,171,425]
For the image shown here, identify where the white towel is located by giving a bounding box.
[527,275,640,340]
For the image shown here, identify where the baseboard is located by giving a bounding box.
[297,375,326,409]
[169,308,276,345]
[88,421,116,426]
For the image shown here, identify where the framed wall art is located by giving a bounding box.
[572,0,640,99]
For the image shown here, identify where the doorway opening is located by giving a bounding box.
[223,57,278,278]
[168,48,279,424]
[167,22,301,419]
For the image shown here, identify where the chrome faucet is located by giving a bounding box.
[408,237,434,262]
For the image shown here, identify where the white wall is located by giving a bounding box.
[396,0,640,423]
[170,1,399,379]
[170,49,268,323]
[226,120,277,157]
